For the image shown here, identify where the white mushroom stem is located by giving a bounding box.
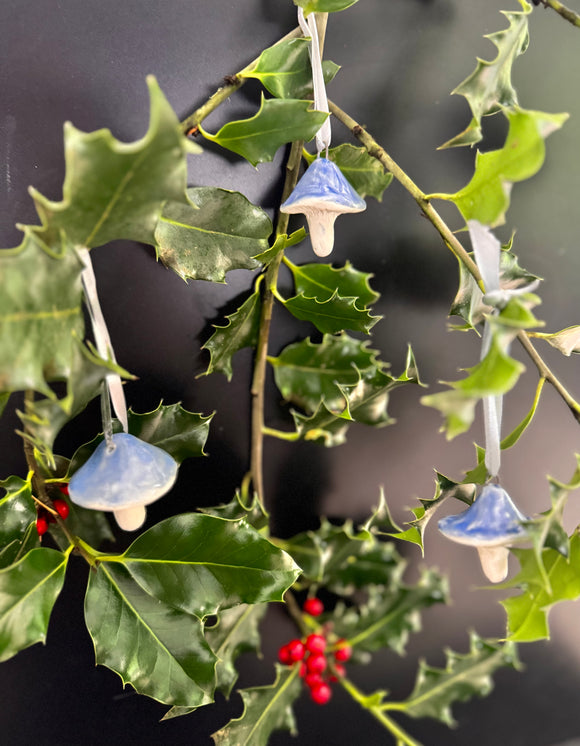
[477,545,510,583]
[307,211,338,257]
[113,505,147,532]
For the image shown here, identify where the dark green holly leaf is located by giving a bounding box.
[241,38,339,99]
[294,0,359,12]
[198,490,269,531]
[85,561,217,707]
[282,291,380,334]
[212,665,302,746]
[104,513,299,618]
[199,96,327,166]
[304,144,392,200]
[269,333,382,413]
[253,228,307,264]
[435,108,568,227]
[440,0,532,149]
[287,258,379,308]
[0,547,68,661]
[333,568,448,655]
[533,326,580,356]
[383,633,520,726]
[30,76,189,249]
[201,290,262,380]
[156,187,271,283]
[0,476,39,569]
[500,532,580,642]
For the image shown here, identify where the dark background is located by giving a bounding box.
[1,1,580,744]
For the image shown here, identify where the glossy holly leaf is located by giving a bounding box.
[333,568,448,655]
[0,547,68,662]
[198,490,269,532]
[0,476,39,569]
[85,561,217,707]
[287,259,379,308]
[269,333,383,413]
[30,76,189,249]
[304,145,392,201]
[440,0,532,149]
[156,187,272,283]
[282,292,380,335]
[253,228,307,264]
[436,108,568,226]
[0,231,84,399]
[212,665,302,746]
[533,326,580,356]
[384,633,520,726]
[241,38,339,99]
[104,513,300,619]
[294,0,358,12]
[201,290,262,380]
[500,532,580,642]
[200,96,328,166]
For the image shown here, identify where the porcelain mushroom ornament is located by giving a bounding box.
[438,484,528,583]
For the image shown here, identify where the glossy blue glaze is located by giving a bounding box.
[69,433,178,511]
[281,157,366,213]
[438,483,528,547]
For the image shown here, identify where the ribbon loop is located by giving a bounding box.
[298,8,331,154]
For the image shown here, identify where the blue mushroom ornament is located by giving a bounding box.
[438,483,529,583]
[280,157,366,257]
[69,433,178,531]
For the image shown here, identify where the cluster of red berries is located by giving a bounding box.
[278,598,352,705]
[36,484,70,537]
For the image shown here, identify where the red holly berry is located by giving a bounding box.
[306,652,327,674]
[302,597,324,616]
[53,498,69,520]
[304,672,323,689]
[310,681,332,705]
[334,640,352,662]
[305,633,327,654]
[278,644,292,665]
[36,515,49,537]
[299,661,307,677]
[329,663,346,682]
[58,483,70,497]
[286,639,306,662]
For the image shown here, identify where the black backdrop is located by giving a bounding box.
[2,1,580,744]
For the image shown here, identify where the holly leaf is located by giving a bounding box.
[533,326,580,356]
[30,76,189,249]
[269,333,383,413]
[0,476,39,569]
[0,393,10,418]
[282,291,380,334]
[294,0,359,13]
[156,187,272,283]
[333,569,448,655]
[241,38,339,99]
[200,96,328,166]
[0,547,68,662]
[85,561,217,707]
[103,513,300,618]
[198,490,269,531]
[384,633,520,726]
[436,107,568,227]
[304,144,392,201]
[287,259,379,308]
[253,228,306,264]
[211,665,302,746]
[440,0,532,148]
[201,290,262,380]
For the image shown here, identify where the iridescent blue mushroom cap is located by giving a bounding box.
[69,433,178,531]
[280,157,366,257]
[438,484,529,583]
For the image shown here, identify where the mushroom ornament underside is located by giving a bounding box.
[68,432,178,531]
[438,483,529,583]
[280,157,366,257]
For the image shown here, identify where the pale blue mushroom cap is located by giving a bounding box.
[69,433,178,530]
[280,157,366,257]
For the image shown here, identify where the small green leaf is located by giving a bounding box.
[30,76,189,248]
[156,187,272,283]
[85,562,217,707]
[532,326,580,356]
[500,376,545,451]
[241,38,339,99]
[104,513,300,619]
[0,476,39,569]
[440,0,532,149]
[385,633,520,726]
[253,229,307,264]
[200,96,327,166]
[294,0,358,13]
[198,490,269,531]
[0,547,68,662]
[212,665,302,746]
[304,144,392,201]
[0,393,10,418]
[202,290,262,380]
[287,259,379,307]
[282,291,380,335]
[269,333,382,413]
